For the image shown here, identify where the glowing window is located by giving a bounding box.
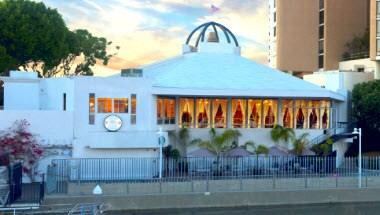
[179,98,194,128]
[164,98,176,124]
[282,100,293,128]
[89,93,95,124]
[247,99,262,128]
[97,98,112,113]
[131,94,137,124]
[212,99,227,128]
[263,99,277,128]
[308,100,320,129]
[114,98,128,113]
[320,100,330,129]
[196,98,210,128]
[232,99,246,128]
[295,100,307,129]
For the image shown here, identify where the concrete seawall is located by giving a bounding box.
[43,188,380,212]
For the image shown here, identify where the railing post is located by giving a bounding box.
[272,174,276,190]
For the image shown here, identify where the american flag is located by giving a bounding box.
[210,4,220,13]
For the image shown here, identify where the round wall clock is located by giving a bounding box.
[104,115,123,132]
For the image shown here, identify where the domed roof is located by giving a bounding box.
[137,22,344,101]
[185,21,239,48]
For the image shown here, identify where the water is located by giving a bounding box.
[107,202,380,215]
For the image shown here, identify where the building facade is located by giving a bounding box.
[0,22,349,177]
[269,0,370,76]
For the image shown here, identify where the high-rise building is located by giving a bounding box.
[370,0,380,79]
[269,0,370,77]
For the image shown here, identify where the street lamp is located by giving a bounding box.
[352,128,362,188]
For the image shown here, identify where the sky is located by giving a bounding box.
[41,0,269,76]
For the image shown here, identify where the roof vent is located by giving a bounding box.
[121,68,143,77]
[207,32,219,43]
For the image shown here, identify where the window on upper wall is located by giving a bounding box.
[97,98,112,113]
[377,20,380,37]
[282,100,293,128]
[377,40,380,55]
[377,1,380,17]
[232,99,246,128]
[196,98,210,128]
[273,12,276,22]
[247,99,262,128]
[212,99,227,128]
[89,93,95,124]
[179,98,194,128]
[63,93,66,111]
[114,98,128,113]
[131,94,137,124]
[273,26,276,37]
[157,97,176,125]
[263,99,277,128]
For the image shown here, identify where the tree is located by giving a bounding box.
[342,28,369,60]
[292,133,309,156]
[0,120,43,181]
[0,0,118,77]
[191,128,241,157]
[352,80,380,151]
[270,124,295,146]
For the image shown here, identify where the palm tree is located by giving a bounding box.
[191,128,241,174]
[292,133,309,156]
[191,128,241,157]
[270,124,295,146]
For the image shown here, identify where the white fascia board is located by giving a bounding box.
[152,87,346,101]
[0,77,40,83]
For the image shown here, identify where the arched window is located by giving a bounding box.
[282,100,293,128]
[232,99,246,128]
[248,99,262,128]
[263,100,277,128]
[180,98,194,128]
[196,98,210,128]
[212,99,227,128]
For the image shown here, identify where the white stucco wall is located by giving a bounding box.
[40,78,74,111]
[4,81,40,110]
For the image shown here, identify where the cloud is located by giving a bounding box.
[41,0,269,74]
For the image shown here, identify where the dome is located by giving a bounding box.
[185,21,239,48]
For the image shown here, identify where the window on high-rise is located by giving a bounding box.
[377,40,380,55]
[377,20,380,36]
[319,11,324,24]
[377,1,380,17]
[318,55,324,69]
[273,26,276,37]
[318,40,324,54]
[319,25,324,39]
[274,12,276,22]
[319,0,324,10]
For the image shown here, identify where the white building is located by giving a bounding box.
[0,22,349,174]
